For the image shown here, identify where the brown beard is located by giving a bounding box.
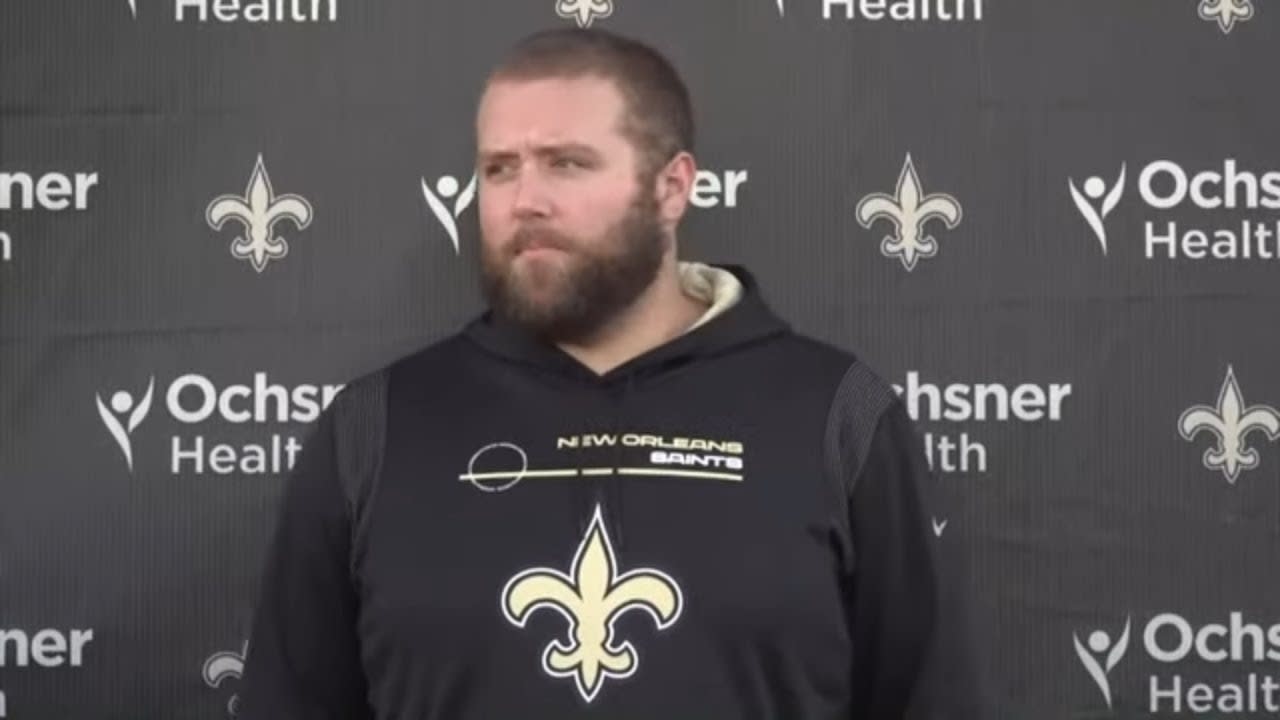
[479,185,665,344]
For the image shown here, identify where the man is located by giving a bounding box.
[239,26,985,719]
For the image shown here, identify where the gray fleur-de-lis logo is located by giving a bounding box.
[96,377,155,473]
[1199,0,1254,34]
[421,173,476,254]
[1178,365,1280,484]
[855,154,962,272]
[556,0,613,28]
[202,641,247,717]
[206,154,314,273]
[1068,164,1126,256]
[1073,617,1131,710]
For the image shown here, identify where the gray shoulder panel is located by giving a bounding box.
[822,360,897,496]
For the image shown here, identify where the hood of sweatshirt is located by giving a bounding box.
[460,261,790,553]
[462,261,784,385]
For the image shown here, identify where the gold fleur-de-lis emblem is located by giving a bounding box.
[556,0,614,28]
[1198,0,1254,34]
[1178,365,1280,484]
[855,154,962,272]
[206,154,313,273]
[501,503,683,703]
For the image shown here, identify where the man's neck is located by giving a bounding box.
[556,260,708,376]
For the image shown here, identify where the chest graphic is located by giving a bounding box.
[499,503,684,703]
[462,430,747,493]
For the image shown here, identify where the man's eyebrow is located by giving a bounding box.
[477,143,602,163]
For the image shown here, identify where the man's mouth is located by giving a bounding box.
[514,234,568,256]
[517,244,562,257]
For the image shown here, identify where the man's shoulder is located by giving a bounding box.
[382,331,473,378]
[766,330,911,496]
[771,331,898,400]
[331,331,472,405]
[771,331,904,439]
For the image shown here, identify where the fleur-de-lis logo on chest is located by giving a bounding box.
[501,504,683,703]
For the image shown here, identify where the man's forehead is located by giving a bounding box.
[479,77,625,133]
[480,120,628,162]
[482,74,622,105]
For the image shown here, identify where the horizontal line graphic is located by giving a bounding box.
[617,467,743,482]
[458,467,743,482]
[458,469,579,481]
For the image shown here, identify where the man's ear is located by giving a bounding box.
[654,151,697,228]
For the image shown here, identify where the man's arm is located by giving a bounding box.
[831,368,987,718]
[237,398,374,720]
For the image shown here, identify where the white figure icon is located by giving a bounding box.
[421,173,477,254]
[1073,618,1131,710]
[96,377,155,472]
[1068,165,1126,255]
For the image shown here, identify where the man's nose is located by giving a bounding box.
[511,169,552,219]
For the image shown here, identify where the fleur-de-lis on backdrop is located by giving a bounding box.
[855,154,963,272]
[202,641,248,716]
[556,0,614,28]
[1198,0,1254,34]
[1178,365,1280,484]
[207,154,313,273]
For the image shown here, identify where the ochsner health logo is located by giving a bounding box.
[95,377,156,472]
[1076,612,1280,714]
[1068,158,1280,262]
[132,0,338,23]
[421,172,476,254]
[0,166,100,266]
[1068,164,1126,255]
[890,371,1073,475]
[0,624,95,719]
[779,0,985,22]
[97,372,344,476]
[1074,617,1132,710]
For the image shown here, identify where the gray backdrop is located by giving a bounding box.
[2,1,1278,718]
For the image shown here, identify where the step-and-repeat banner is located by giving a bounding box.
[2,1,1277,717]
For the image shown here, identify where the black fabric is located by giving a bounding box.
[238,264,983,719]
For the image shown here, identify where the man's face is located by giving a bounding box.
[475,75,666,342]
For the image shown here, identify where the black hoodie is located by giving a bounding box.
[238,264,986,719]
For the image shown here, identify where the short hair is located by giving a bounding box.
[485,27,695,180]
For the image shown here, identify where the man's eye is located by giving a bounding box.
[553,157,584,169]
